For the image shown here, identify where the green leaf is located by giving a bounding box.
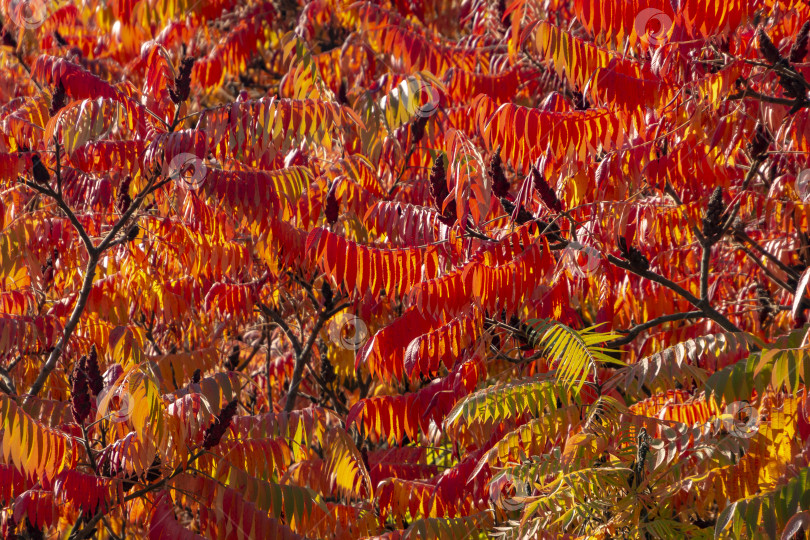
[527,319,622,391]
[444,376,571,432]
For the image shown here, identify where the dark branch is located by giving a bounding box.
[607,254,742,333]
[606,311,704,347]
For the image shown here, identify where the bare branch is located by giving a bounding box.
[25,254,98,401]
[606,311,704,347]
[607,254,742,333]
[284,301,351,413]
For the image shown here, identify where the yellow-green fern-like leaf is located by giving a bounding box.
[528,320,623,391]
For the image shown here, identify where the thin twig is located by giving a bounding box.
[727,89,806,108]
[700,245,712,301]
[607,254,742,333]
[283,301,351,413]
[733,229,800,281]
[25,151,165,399]
[735,242,794,294]
[24,254,98,402]
[606,311,704,347]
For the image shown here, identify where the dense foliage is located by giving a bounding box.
[1,0,810,538]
